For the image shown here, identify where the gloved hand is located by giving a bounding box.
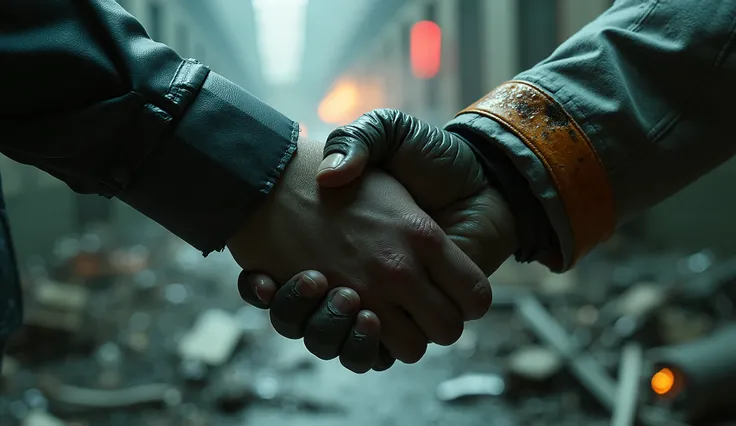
[238,270,395,373]
[317,109,518,275]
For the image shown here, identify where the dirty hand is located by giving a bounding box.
[238,270,395,373]
[317,109,518,276]
[228,137,490,364]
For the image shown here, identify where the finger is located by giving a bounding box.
[407,276,465,346]
[303,288,361,360]
[237,270,279,309]
[317,109,399,187]
[372,344,397,372]
[377,306,428,364]
[340,310,381,374]
[382,263,463,346]
[399,214,486,328]
[269,271,330,339]
[420,234,492,321]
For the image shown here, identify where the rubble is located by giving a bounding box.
[657,307,713,345]
[614,283,667,318]
[453,329,479,359]
[3,226,736,426]
[435,373,505,402]
[516,295,619,412]
[208,368,256,413]
[39,376,179,410]
[33,280,89,312]
[506,345,562,382]
[610,343,643,426]
[2,356,20,378]
[179,359,208,385]
[648,324,736,422]
[21,410,64,426]
[177,309,243,367]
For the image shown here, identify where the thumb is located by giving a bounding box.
[317,109,403,188]
[316,137,370,187]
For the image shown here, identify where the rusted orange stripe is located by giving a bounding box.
[457,80,616,268]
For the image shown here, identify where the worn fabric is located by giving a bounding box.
[448,0,736,271]
[0,0,298,356]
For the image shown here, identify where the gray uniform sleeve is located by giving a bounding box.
[447,0,736,271]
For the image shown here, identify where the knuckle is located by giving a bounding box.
[404,214,442,248]
[375,249,414,281]
[373,108,401,121]
[467,278,493,320]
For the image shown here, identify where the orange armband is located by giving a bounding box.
[457,80,616,267]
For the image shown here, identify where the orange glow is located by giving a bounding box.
[651,368,676,395]
[318,80,359,124]
[410,20,442,79]
[318,78,386,125]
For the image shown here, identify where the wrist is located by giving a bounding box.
[449,129,558,264]
[227,138,319,264]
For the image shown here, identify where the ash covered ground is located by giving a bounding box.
[2,226,734,426]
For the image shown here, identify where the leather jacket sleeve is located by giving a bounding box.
[447,0,736,271]
[0,0,298,255]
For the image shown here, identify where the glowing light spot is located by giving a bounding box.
[410,20,442,79]
[651,367,675,395]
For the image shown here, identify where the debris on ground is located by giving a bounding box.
[2,227,736,426]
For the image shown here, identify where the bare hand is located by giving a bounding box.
[238,270,395,373]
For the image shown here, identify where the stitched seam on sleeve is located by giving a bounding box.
[164,59,210,118]
[261,120,300,195]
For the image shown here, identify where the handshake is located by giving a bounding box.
[227,109,519,373]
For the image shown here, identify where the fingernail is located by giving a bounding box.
[254,284,267,304]
[318,153,345,172]
[329,289,356,314]
[295,274,320,298]
[354,311,375,334]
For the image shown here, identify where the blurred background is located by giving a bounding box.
[3,0,736,425]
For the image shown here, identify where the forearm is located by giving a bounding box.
[448,0,736,271]
[0,0,297,254]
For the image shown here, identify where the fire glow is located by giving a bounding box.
[651,367,676,395]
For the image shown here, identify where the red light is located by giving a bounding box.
[410,21,442,79]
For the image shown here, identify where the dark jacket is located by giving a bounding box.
[0,0,298,354]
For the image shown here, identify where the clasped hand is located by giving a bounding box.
[229,110,518,373]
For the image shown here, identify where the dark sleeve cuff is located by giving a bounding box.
[117,70,298,255]
[446,119,559,264]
